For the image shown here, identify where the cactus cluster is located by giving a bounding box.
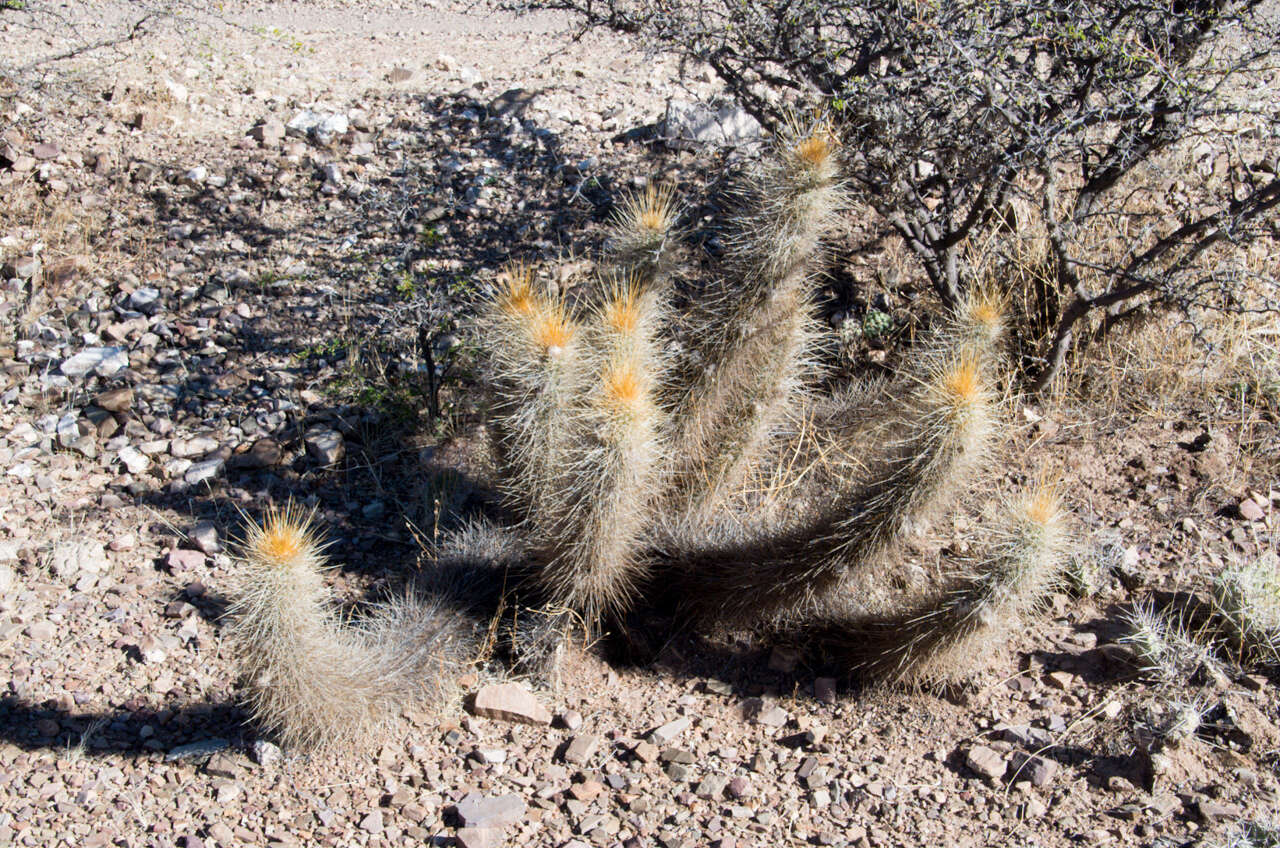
[226,121,1072,750]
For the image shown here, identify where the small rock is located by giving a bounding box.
[557,709,583,731]
[647,717,692,746]
[632,741,659,763]
[695,774,729,799]
[756,707,789,728]
[455,828,502,848]
[127,287,161,313]
[50,540,109,580]
[190,521,220,554]
[304,428,345,465]
[453,793,527,828]
[1196,798,1241,822]
[814,677,837,703]
[1239,499,1266,522]
[250,119,286,146]
[662,99,762,147]
[239,438,283,468]
[117,445,150,474]
[32,142,59,160]
[472,747,507,765]
[205,753,239,780]
[181,166,208,188]
[1010,752,1058,787]
[184,457,224,485]
[94,387,133,411]
[3,256,38,279]
[563,734,600,765]
[170,435,220,458]
[313,113,349,145]
[965,746,1007,782]
[359,810,383,833]
[61,347,128,378]
[164,738,229,762]
[470,682,552,725]
[167,549,205,570]
[251,739,282,768]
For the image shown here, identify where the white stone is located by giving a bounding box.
[61,347,128,378]
[118,445,150,474]
[50,540,109,580]
[663,99,761,147]
[184,457,224,485]
[313,113,349,145]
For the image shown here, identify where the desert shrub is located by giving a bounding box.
[543,0,1280,390]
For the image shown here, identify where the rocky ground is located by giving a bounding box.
[1,2,1278,847]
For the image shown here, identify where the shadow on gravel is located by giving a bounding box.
[4,92,711,759]
[0,697,249,757]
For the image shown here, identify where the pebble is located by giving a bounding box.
[647,717,691,746]
[184,457,225,485]
[61,347,128,378]
[304,428,345,465]
[563,734,600,765]
[470,682,552,725]
[118,445,150,474]
[189,521,220,553]
[964,746,1007,782]
[164,739,230,762]
[94,387,134,411]
[455,828,502,848]
[453,793,527,828]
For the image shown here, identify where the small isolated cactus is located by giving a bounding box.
[1120,600,1218,685]
[861,308,892,340]
[1213,551,1280,665]
[225,118,1072,750]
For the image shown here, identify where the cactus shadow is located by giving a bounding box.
[0,697,250,757]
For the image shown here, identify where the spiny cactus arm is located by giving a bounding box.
[663,338,998,625]
[606,182,681,283]
[481,262,585,528]
[224,505,475,750]
[530,280,668,626]
[812,485,1070,686]
[663,123,846,517]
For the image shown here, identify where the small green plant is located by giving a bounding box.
[395,272,418,300]
[862,308,892,340]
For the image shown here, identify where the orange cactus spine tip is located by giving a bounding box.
[619,182,678,234]
[599,360,651,419]
[530,305,575,354]
[496,261,538,316]
[795,131,837,167]
[1023,480,1063,527]
[940,354,982,407]
[244,503,324,570]
[602,280,642,336]
[965,288,1008,335]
